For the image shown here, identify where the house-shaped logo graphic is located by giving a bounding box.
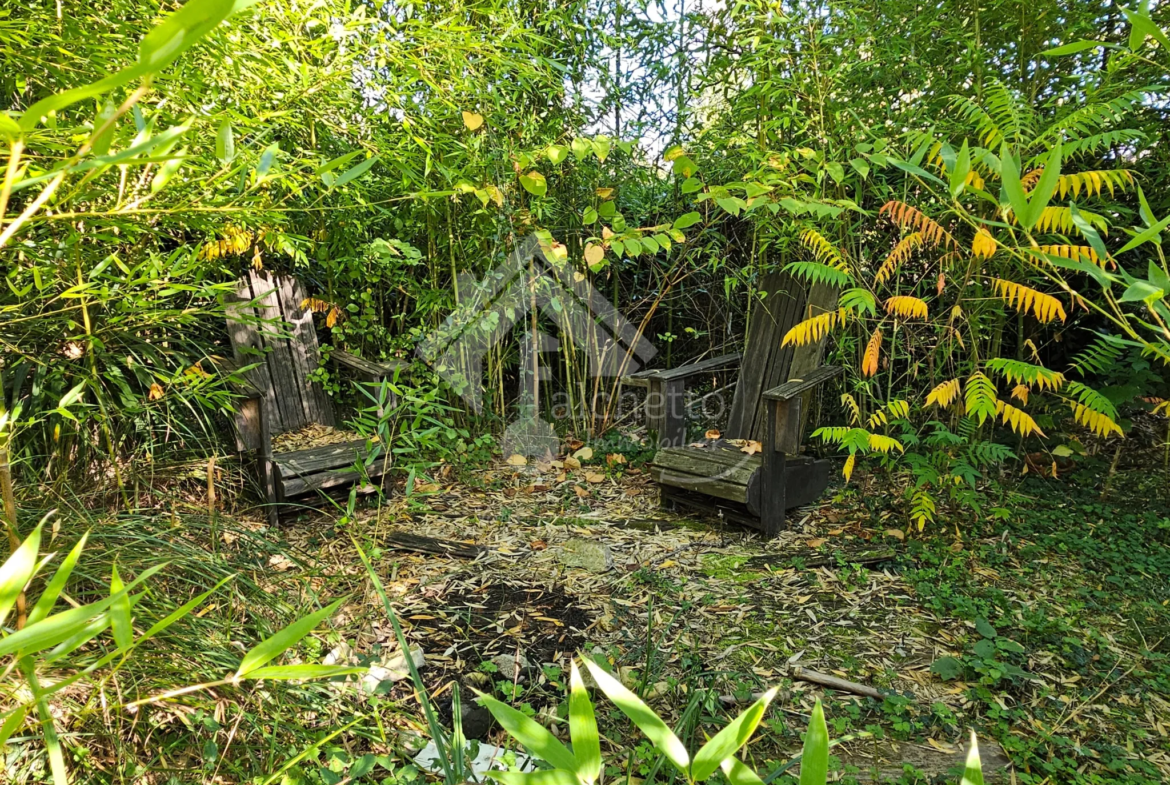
[416,235,657,455]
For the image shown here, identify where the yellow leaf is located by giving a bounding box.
[1071,403,1123,438]
[1011,384,1030,404]
[996,400,1045,437]
[484,184,504,207]
[880,201,956,248]
[563,456,581,470]
[781,309,844,347]
[885,295,929,319]
[992,279,1067,323]
[585,471,606,484]
[862,328,882,377]
[584,244,605,267]
[595,187,615,198]
[925,378,961,408]
[972,227,997,259]
[867,433,904,454]
[506,454,528,466]
[840,394,860,425]
[461,111,484,131]
[573,446,594,461]
[799,228,849,270]
[705,429,722,439]
[740,440,763,456]
[875,232,923,285]
[148,383,165,401]
[884,528,905,541]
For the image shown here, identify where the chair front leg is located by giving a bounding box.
[760,398,790,537]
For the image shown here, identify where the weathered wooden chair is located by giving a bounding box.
[226,270,404,523]
[623,271,841,536]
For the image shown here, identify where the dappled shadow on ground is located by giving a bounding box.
[273,456,1170,783]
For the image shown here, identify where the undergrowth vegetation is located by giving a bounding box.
[1,0,1169,782]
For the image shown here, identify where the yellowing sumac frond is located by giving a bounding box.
[843,453,856,482]
[992,279,1067,323]
[1029,205,1109,236]
[868,410,888,427]
[996,400,1045,437]
[781,309,845,347]
[925,378,961,408]
[1012,384,1030,404]
[971,228,997,258]
[1071,403,1123,437]
[841,393,861,425]
[1036,244,1106,268]
[862,328,883,377]
[875,232,924,284]
[868,433,905,453]
[1056,169,1135,199]
[799,228,848,270]
[887,399,910,419]
[301,297,333,314]
[885,295,929,319]
[879,201,956,248]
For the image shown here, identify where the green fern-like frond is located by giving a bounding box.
[985,358,1065,391]
[982,81,1037,147]
[1039,90,1150,149]
[838,287,876,315]
[1070,333,1127,376]
[910,489,937,530]
[783,261,853,288]
[1064,380,1119,420]
[965,372,999,425]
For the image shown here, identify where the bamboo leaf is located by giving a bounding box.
[692,687,778,781]
[798,699,829,785]
[582,657,690,774]
[234,598,343,679]
[27,533,87,625]
[334,156,379,187]
[569,662,601,784]
[216,121,235,162]
[109,563,133,649]
[477,693,579,772]
[0,523,43,628]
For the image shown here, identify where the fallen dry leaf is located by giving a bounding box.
[606,453,627,466]
[573,446,594,461]
[740,440,763,456]
[506,454,528,467]
[563,457,581,470]
[268,554,294,571]
[807,538,826,548]
[574,485,591,498]
[884,528,905,541]
[585,471,606,484]
[530,540,548,551]
[705,429,721,440]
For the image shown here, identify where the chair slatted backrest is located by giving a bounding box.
[226,271,335,437]
[725,271,837,444]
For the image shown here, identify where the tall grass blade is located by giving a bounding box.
[352,537,455,783]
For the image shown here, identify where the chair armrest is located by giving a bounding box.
[623,352,742,384]
[332,349,408,382]
[762,366,843,402]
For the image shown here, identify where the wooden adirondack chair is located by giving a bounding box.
[226,270,405,523]
[623,271,841,536]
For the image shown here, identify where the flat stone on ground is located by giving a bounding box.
[558,537,613,572]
